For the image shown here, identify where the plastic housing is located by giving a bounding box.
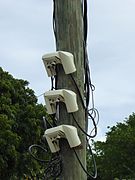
[42,51,76,76]
[44,89,78,114]
[44,125,81,153]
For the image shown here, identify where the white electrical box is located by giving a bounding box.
[42,51,76,76]
[44,89,78,114]
[44,125,81,153]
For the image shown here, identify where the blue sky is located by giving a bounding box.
[1,0,135,141]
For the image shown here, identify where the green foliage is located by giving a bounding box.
[94,113,135,179]
[0,67,48,179]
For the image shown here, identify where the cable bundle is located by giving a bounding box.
[44,154,62,180]
[29,142,62,179]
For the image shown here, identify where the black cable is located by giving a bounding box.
[86,138,97,179]
[29,144,49,163]
[82,0,99,134]
[69,74,86,110]
[84,49,95,109]
[72,112,97,139]
[73,138,97,179]
[83,0,88,44]
[53,0,57,43]
[83,0,90,109]
[88,110,99,138]
[53,0,58,91]
[54,74,58,90]
[88,108,99,137]
[51,76,55,90]
[83,0,94,110]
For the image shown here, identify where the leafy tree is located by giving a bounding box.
[0,67,48,179]
[94,113,135,179]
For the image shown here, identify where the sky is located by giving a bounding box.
[1,0,135,141]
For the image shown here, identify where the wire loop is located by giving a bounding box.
[29,144,49,163]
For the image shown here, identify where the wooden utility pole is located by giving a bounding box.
[54,0,87,179]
